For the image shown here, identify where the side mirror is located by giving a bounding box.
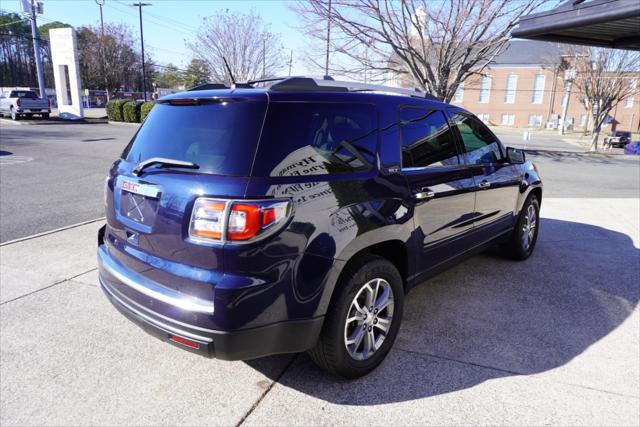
[506,147,525,164]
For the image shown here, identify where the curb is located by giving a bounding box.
[108,121,140,127]
[0,217,105,247]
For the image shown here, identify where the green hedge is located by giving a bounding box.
[123,101,143,123]
[140,101,155,122]
[106,99,128,122]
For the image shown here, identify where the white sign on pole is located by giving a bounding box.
[49,27,84,119]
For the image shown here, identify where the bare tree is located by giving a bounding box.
[567,47,640,151]
[189,10,285,83]
[291,0,546,101]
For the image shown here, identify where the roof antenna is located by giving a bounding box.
[223,57,236,86]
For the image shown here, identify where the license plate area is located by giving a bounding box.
[120,191,159,227]
[115,178,161,231]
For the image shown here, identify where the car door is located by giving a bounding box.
[450,111,522,239]
[399,106,477,271]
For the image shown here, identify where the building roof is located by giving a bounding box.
[491,40,564,66]
[512,0,640,50]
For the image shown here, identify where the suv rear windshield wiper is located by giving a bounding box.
[132,157,200,176]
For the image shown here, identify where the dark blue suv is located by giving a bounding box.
[98,77,542,378]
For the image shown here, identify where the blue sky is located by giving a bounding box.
[3,0,313,74]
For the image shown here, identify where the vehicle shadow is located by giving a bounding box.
[0,150,13,156]
[245,218,639,404]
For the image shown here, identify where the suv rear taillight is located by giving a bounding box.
[189,198,292,243]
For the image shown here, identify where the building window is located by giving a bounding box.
[532,74,545,104]
[479,76,491,103]
[625,96,634,108]
[504,74,517,103]
[452,83,464,103]
[528,114,543,127]
[477,113,489,123]
[579,113,586,127]
[501,113,515,126]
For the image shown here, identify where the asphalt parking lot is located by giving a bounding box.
[1,119,639,425]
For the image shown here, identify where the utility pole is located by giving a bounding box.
[95,0,108,101]
[96,0,105,36]
[559,68,576,135]
[262,35,266,79]
[132,2,151,101]
[288,49,293,77]
[26,0,46,98]
[324,0,332,78]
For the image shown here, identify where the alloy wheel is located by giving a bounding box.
[521,204,537,250]
[344,278,394,361]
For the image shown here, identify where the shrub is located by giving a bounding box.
[123,101,143,123]
[140,101,155,122]
[106,99,128,122]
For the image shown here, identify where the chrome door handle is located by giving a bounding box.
[478,180,491,189]
[414,190,435,200]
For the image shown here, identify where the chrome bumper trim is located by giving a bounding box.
[98,245,214,315]
[100,275,213,343]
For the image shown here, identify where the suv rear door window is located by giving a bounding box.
[452,113,503,164]
[399,108,460,168]
[251,102,377,177]
[121,98,267,176]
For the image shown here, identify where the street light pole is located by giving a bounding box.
[132,2,151,101]
[28,0,46,98]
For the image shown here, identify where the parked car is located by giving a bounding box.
[0,89,51,120]
[604,131,632,148]
[624,140,640,155]
[98,77,542,378]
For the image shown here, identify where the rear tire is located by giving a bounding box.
[42,113,49,120]
[308,256,404,378]
[10,108,18,121]
[501,194,540,260]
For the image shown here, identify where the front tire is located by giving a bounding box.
[501,194,540,260]
[308,256,404,378]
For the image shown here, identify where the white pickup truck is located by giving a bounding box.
[0,89,50,120]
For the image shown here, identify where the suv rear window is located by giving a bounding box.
[121,99,267,176]
[251,102,377,177]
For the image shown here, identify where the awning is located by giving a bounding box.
[512,0,640,50]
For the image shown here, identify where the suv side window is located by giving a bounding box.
[252,102,377,177]
[452,113,503,165]
[400,107,460,168]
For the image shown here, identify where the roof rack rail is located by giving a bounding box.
[269,77,438,100]
[186,76,439,100]
[187,83,229,91]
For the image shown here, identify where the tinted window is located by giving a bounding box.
[400,108,459,168]
[252,102,377,177]
[452,113,503,164]
[122,99,266,176]
[10,91,38,98]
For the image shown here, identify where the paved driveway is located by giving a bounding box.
[1,198,638,426]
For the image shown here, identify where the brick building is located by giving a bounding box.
[387,40,639,132]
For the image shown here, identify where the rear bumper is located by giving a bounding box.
[98,239,324,360]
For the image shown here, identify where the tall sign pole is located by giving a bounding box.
[132,2,151,101]
[26,0,46,98]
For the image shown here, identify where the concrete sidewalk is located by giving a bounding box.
[1,198,638,426]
